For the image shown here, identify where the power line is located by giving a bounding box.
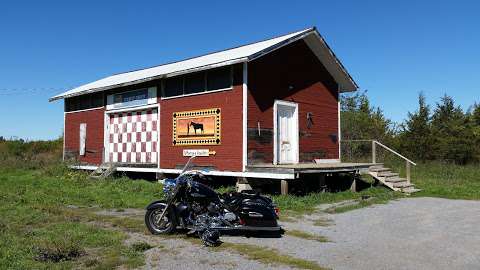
[0,87,72,96]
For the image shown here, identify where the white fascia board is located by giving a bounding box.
[247,29,315,62]
[70,165,295,179]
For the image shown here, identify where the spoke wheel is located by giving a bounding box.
[145,206,175,234]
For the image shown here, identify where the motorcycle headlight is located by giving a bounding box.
[162,178,177,195]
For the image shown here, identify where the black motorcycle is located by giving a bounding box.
[145,157,282,246]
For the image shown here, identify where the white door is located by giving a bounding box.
[275,101,299,164]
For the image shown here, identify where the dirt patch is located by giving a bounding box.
[95,208,145,219]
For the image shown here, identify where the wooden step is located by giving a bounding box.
[385,177,407,183]
[377,172,399,178]
[89,163,117,179]
[402,187,422,193]
[369,167,391,172]
[392,181,413,188]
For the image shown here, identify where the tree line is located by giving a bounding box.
[341,92,479,164]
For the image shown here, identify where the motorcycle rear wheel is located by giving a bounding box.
[145,206,176,234]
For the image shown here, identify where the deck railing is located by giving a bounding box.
[340,140,417,183]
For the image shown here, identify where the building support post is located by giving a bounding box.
[350,175,357,192]
[372,140,376,164]
[406,161,411,184]
[318,174,326,192]
[156,173,166,180]
[236,177,252,192]
[280,180,288,195]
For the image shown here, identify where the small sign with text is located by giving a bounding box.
[183,149,216,157]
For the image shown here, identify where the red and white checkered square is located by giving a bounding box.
[108,109,158,163]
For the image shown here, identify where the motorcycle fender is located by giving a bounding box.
[146,200,168,210]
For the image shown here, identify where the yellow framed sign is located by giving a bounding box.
[172,108,221,146]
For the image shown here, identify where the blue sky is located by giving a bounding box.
[1,0,479,140]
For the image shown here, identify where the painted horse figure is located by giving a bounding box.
[188,121,204,135]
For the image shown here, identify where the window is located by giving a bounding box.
[112,89,148,108]
[184,72,205,94]
[164,77,183,97]
[207,67,231,91]
[161,66,233,98]
[106,87,157,110]
[65,92,103,112]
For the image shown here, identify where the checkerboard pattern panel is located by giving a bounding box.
[108,109,158,163]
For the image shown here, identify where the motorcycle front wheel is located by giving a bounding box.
[145,206,176,234]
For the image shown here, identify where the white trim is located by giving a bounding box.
[105,103,158,114]
[160,87,233,100]
[273,100,299,165]
[248,31,314,62]
[242,62,248,172]
[156,103,161,168]
[103,103,161,166]
[70,165,295,180]
[338,94,342,161]
[103,111,110,163]
[65,106,104,114]
[62,112,66,161]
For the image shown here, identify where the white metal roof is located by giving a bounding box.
[50,27,357,101]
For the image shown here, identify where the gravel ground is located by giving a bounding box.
[223,197,480,270]
[102,197,480,269]
[124,229,293,270]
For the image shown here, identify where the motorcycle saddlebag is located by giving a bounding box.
[238,196,278,227]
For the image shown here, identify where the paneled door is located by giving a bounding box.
[274,101,299,164]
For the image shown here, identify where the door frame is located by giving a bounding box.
[103,103,160,165]
[273,100,299,165]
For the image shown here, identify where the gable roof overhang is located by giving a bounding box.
[49,27,358,102]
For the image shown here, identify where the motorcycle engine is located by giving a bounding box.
[223,211,236,222]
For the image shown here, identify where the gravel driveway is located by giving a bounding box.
[114,197,480,269]
[223,197,480,270]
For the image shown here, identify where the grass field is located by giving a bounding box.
[0,160,478,269]
[412,162,480,200]
[0,168,163,269]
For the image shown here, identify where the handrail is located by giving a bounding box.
[341,139,416,165]
[341,139,417,184]
[373,141,417,166]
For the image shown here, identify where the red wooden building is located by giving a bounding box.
[50,27,366,192]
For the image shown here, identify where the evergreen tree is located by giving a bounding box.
[341,91,395,143]
[400,93,432,161]
[430,95,474,164]
[471,103,480,126]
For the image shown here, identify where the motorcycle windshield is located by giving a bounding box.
[180,156,196,174]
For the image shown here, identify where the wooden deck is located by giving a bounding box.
[247,162,378,174]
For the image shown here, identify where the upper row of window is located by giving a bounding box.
[65,66,233,112]
[162,66,232,98]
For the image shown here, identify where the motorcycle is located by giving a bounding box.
[144,156,282,246]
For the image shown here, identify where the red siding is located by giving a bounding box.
[247,40,339,164]
[64,108,105,165]
[159,64,243,171]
